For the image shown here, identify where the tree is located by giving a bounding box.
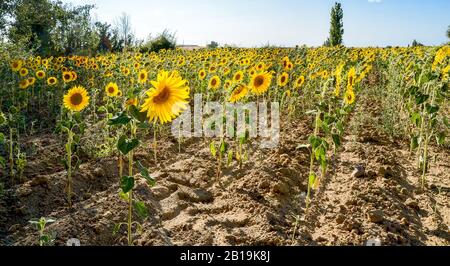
[327,2,344,46]
[207,41,219,49]
[114,13,134,51]
[447,25,450,40]
[140,30,176,53]
[411,40,423,47]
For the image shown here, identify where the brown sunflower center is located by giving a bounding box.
[70,93,83,106]
[108,87,115,93]
[281,76,286,83]
[140,73,145,79]
[254,76,264,87]
[38,72,43,77]
[235,74,241,80]
[153,87,170,104]
[64,74,71,80]
[211,79,217,86]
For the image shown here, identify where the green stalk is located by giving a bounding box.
[127,122,136,246]
[67,129,73,208]
[9,127,14,179]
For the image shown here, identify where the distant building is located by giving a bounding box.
[177,45,205,51]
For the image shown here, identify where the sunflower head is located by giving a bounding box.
[138,70,148,84]
[36,70,46,79]
[105,82,119,97]
[198,69,206,80]
[140,70,190,124]
[209,76,221,90]
[47,77,58,86]
[229,85,248,103]
[63,86,90,112]
[250,71,272,95]
[62,71,73,83]
[344,90,356,105]
[278,72,289,87]
[19,79,29,89]
[19,68,29,77]
[11,60,23,72]
[233,71,244,83]
[295,76,305,89]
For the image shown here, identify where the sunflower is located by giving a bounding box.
[36,70,46,79]
[62,71,73,83]
[249,71,272,95]
[347,67,356,89]
[344,90,355,105]
[117,90,123,97]
[277,72,289,87]
[11,60,23,72]
[27,77,36,86]
[208,76,221,90]
[233,71,244,83]
[294,75,305,89]
[229,85,248,103]
[105,82,119,97]
[63,86,90,112]
[19,79,29,89]
[138,70,148,84]
[19,68,28,77]
[122,67,131,76]
[126,98,138,107]
[47,77,58,86]
[198,69,206,80]
[140,70,190,124]
[224,79,232,90]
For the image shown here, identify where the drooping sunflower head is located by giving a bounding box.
[277,72,289,87]
[344,90,356,105]
[105,82,119,97]
[229,85,249,103]
[138,69,148,84]
[209,76,221,90]
[47,77,58,86]
[140,70,190,124]
[63,86,90,112]
[36,70,46,79]
[249,71,272,95]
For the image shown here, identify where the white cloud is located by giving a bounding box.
[368,0,382,3]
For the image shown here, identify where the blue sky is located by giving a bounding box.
[64,0,450,47]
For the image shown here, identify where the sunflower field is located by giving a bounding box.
[0,44,449,246]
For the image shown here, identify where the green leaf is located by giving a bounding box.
[117,136,139,155]
[411,112,421,127]
[0,132,4,144]
[97,106,108,113]
[332,134,341,147]
[0,156,5,168]
[137,161,155,187]
[308,173,316,188]
[108,112,132,126]
[436,132,446,146]
[336,121,344,134]
[227,150,233,167]
[425,104,439,114]
[410,136,419,150]
[133,200,149,219]
[0,112,6,125]
[444,117,450,129]
[415,93,429,105]
[120,176,135,194]
[129,106,147,123]
[220,141,226,154]
[308,135,322,149]
[119,191,129,201]
[210,141,217,158]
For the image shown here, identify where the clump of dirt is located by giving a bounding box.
[0,105,449,246]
